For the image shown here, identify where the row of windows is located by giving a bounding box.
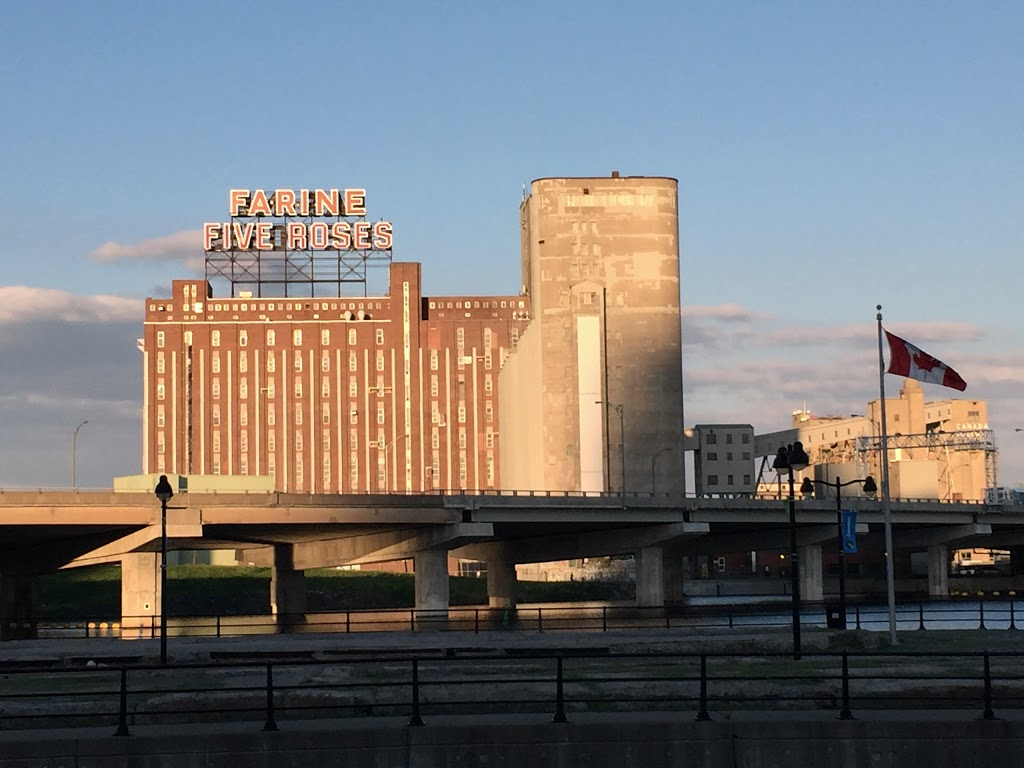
[705,452,751,462]
[429,300,525,310]
[704,432,751,446]
[707,474,753,487]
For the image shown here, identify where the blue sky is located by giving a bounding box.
[0,1,1021,488]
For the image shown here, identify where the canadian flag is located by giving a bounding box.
[885,330,966,391]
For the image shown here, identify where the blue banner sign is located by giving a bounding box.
[841,510,858,554]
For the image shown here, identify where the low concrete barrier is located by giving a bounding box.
[1,713,1017,768]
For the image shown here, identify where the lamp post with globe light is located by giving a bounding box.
[154,475,174,664]
[773,442,810,659]
[800,475,877,629]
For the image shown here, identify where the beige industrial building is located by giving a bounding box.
[751,379,993,501]
[499,174,685,495]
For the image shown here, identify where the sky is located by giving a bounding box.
[0,1,1021,489]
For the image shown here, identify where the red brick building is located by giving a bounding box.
[141,262,531,493]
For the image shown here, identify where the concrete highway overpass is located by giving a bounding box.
[2,489,1024,638]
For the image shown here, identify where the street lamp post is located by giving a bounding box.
[154,475,174,665]
[800,475,877,630]
[595,401,625,506]
[773,442,810,659]
[71,420,89,489]
[651,447,672,493]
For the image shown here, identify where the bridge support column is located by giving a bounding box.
[635,547,665,607]
[799,543,823,603]
[120,553,159,640]
[663,547,686,606]
[0,573,38,641]
[486,561,517,609]
[928,544,949,598]
[271,544,306,631]
[414,550,450,628]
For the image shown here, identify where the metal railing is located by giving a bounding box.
[12,598,1024,641]
[0,649,1016,733]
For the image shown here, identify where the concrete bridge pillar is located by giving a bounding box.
[635,547,665,607]
[120,553,159,640]
[271,544,306,630]
[0,573,38,641]
[486,561,517,609]
[414,549,450,626]
[663,548,686,606]
[799,543,823,603]
[928,544,949,598]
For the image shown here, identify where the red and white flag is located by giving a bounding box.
[884,330,966,391]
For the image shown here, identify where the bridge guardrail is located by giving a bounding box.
[0,648,1017,732]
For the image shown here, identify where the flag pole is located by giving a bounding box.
[876,305,898,645]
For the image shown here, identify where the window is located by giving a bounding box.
[485,430,494,449]
[322,379,330,398]
[484,375,492,395]
[294,355,303,372]
[349,351,358,372]
[321,352,330,372]
[156,354,165,374]
[157,331,165,348]
[239,352,248,373]
[350,410,358,425]
[267,355,275,373]
[377,405,385,424]
[458,430,467,449]
[239,378,248,399]
[295,408,303,426]
[708,475,719,486]
[322,403,330,425]
[350,432,358,450]
[743,452,750,460]
[265,380,275,398]
[294,380,302,398]
[321,329,330,346]
[485,402,493,422]
[431,375,439,397]
[157,434,165,455]
[744,474,752,485]
[212,431,221,453]
[432,430,440,450]
[349,376,357,397]
[212,353,221,373]
[240,431,249,452]
[706,452,717,461]
[742,433,750,444]
[376,329,384,345]
[375,351,384,372]
[349,328,357,345]
[458,405,466,423]
[268,431,276,451]
[293,329,302,345]
[430,350,438,371]
[483,328,492,349]
[267,404,275,426]
[727,474,734,485]
[295,433,303,451]
[239,330,248,347]
[726,434,733,445]
[726,452,733,461]
[211,331,220,347]
[239,404,248,427]
[706,433,717,445]
[894,414,900,423]
[267,329,275,346]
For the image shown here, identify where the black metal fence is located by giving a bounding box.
[16,598,1024,640]
[0,649,1018,734]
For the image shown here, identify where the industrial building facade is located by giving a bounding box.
[141,262,531,493]
[141,173,687,495]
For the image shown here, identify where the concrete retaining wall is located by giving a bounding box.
[1,714,1019,768]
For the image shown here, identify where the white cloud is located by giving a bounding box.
[90,229,204,270]
[0,286,139,325]
[682,303,772,322]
